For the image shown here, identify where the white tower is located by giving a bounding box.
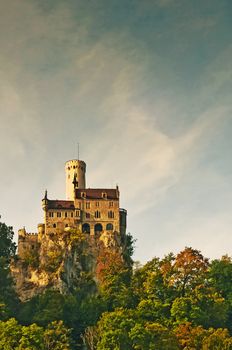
[65,159,86,200]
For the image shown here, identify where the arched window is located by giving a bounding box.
[94,223,103,233]
[82,223,90,234]
[53,223,56,228]
[106,223,113,231]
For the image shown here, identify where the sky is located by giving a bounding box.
[0,0,232,263]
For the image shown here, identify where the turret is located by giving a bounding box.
[18,227,26,238]
[65,159,86,200]
[119,208,127,236]
[42,190,48,210]
[38,223,45,241]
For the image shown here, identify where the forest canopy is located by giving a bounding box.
[1,217,232,349]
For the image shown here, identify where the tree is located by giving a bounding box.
[96,247,132,309]
[0,318,22,349]
[18,323,44,350]
[202,328,232,350]
[129,322,179,350]
[43,321,71,350]
[0,220,16,260]
[169,247,209,297]
[0,318,72,350]
[82,326,99,350]
[96,308,136,350]
[174,323,207,350]
[0,218,18,319]
[171,287,228,328]
[209,256,232,299]
[132,256,175,305]
[32,291,66,326]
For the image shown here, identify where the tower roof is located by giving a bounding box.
[75,188,119,200]
[46,200,74,210]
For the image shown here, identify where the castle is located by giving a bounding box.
[18,159,127,258]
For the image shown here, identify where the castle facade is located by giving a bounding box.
[18,159,127,258]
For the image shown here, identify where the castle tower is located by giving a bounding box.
[65,159,86,200]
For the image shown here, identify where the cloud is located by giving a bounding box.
[0,0,231,264]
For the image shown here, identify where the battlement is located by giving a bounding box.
[18,228,38,237]
[65,159,86,170]
[17,228,39,259]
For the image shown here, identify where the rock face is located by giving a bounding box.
[11,228,126,301]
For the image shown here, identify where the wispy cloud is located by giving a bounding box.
[0,0,231,262]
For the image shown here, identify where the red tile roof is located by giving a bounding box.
[47,200,75,210]
[46,189,119,209]
[75,188,119,200]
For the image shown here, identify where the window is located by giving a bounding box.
[96,201,99,207]
[65,212,68,218]
[81,192,86,198]
[78,202,82,209]
[94,223,103,233]
[106,223,113,231]
[65,224,69,227]
[57,212,61,218]
[85,212,90,219]
[86,202,90,209]
[49,212,54,218]
[95,211,101,219]
[102,192,107,199]
[109,201,113,207]
[108,211,114,219]
[71,212,74,218]
[53,223,56,228]
[75,210,80,217]
[82,223,90,234]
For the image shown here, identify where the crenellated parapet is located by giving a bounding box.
[18,227,40,259]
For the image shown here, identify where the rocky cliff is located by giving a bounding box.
[11,229,129,301]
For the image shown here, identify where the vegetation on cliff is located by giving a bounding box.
[2,218,232,349]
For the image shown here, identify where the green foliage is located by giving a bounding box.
[44,320,71,350]
[44,249,63,272]
[18,323,44,350]
[0,218,18,320]
[96,308,136,350]
[32,291,66,326]
[0,221,16,260]
[0,318,22,350]
[3,219,232,350]
[0,318,71,350]
[21,249,40,268]
[122,233,135,266]
[129,322,179,350]
[95,309,179,350]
